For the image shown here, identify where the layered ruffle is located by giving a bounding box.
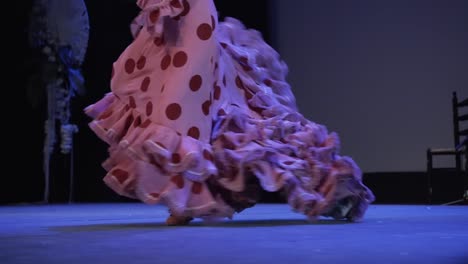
[217,17,298,112]
[85,93,237,218]
[85,10,374,221]
[211,108,374,221]
[131,0,189,38]
[213,18,375,221]
[86,89,374,221]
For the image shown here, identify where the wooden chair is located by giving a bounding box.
[426,91,468,204]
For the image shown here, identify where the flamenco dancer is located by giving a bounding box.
[85,0,375,225]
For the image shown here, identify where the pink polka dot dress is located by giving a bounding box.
[85,0,375,222]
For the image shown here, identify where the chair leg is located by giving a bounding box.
[441,151,468,205]
[455,153,462,191]
[454,153,468,204]
[464,148,468,202]
[426,149,433,205]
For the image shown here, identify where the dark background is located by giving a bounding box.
[5,1,463,205]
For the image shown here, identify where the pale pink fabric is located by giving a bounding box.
[85,0,374,221]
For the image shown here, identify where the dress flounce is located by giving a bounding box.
[131,0,189,38]
[85,1,375,222]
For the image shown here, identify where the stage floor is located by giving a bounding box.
[1,203,467,264]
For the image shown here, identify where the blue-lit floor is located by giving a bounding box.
[1,203,467,264]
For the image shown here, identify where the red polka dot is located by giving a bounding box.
[140,77,150,92]
[125,115,134,131]
[191,182,203,194]
[251,106,264,115]
[171,174,185,189]
[133,115,142,127]
[203,149,213,161]
[137,56,146,70]
[187,126,200,139]
[154,35,165,46]
[148,155,159,167]
[129,96,136,108]
[150,9,160,23]
[112,169,129,184]
[189,75,202,91]
[146,101,153,116]
[161,54,171,70]
[171,153,181,163]
[213,83,221,100]
[150,192,160,198]
[170,0,182,8]
[217,108,226,116]
[202,100,211,116]
[125,59,135,74]
[166,103,182,120]
[140,119,151,128]
[173,51,188,67]
[244,87,254,99]
[197,23,212,40]
[235,76,244,89]
[239,56,252,71]
[98,109,113,120]
[263,79,272,86]
[180,0,190,16]
[124,115,134,130]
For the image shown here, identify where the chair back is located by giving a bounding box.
[453,92,468,150]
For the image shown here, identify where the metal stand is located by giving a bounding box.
[442,138,468,205]
[442,190,468,205]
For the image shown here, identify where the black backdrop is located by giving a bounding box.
[6,0,271,204]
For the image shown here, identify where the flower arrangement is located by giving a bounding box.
[27,0,89,202]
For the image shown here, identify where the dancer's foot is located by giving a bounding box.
[323,196,356,221]
[166,214,193,226]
